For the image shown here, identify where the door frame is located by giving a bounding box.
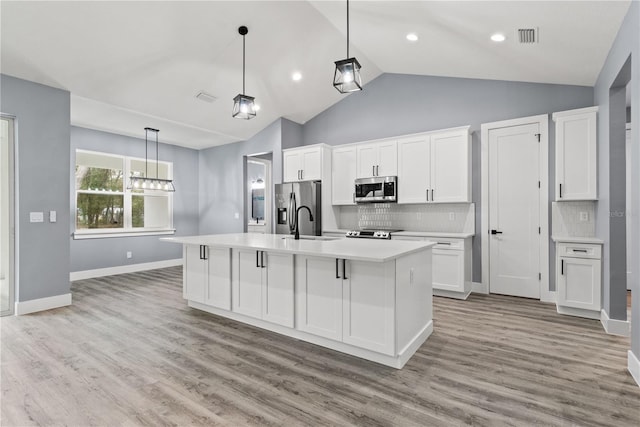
[481,114,552,302]
[1,114,17,316]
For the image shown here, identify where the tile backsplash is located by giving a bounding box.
[551,201,596,237]
[338,203,475,233]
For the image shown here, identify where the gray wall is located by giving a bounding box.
[70,126,199,272]
[0,74,71,302]
[594,0,639,357]
[302,73,594,284]
[199,118,283,234]
[281,118,303,150]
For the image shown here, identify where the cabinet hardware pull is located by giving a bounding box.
[199,245,203,260]
[256,251,260,268]
[376,165,379,176]
[202,246,207,260]
[431,189,434,201]
[372,165,375,176]
[426,189,429,201]
[343,259,348,280]
[261,251,265,268]
[561,259,564,275]
[336,258,341,279]
[559,183,562,198]
[572,249,588,253]
[300,170,304,180]
[436,242,451,245]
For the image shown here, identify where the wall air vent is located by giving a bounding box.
[195,91,217,103]
[518,28,538,44]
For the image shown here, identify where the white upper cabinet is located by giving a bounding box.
[553,107,598,201]
[332,145,357,205]
[356,140,397,178]
[283,145,323,182]
[397,127,471,204]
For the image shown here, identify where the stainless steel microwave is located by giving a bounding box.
[354,176,397,203]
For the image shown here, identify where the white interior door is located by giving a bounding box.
[1,117,14,316]
[489,123,541,299]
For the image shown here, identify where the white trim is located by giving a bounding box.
[481,114,550,300]
[73,229,175,240]
[471,281,488,294]
[15,293,71,315]
[189,300,432,369]
[629,350,640,387]
[551,106,599,120]
[434,288,472,300]
[70,258,182,281]
[556,304,600,320]
[600,309,631,336]
[541,290,557,304]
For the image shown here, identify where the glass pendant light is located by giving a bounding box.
[233,26,257,119]
[127,127,175,192]
[333,0,363,93]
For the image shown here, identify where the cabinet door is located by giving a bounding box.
[184,245,207,303]
[356,143,378,178]
[205,247,231,310]
[397,136,430,203]
[376,140,398,176]
[296,256,343,341]
[557,257,601,311]
[343,260,395,355]
[332,146,357,205]
[555,111,597,200]
[262,252,294,327]
[232,249,263,318]
[432,249,465,292]
[430,130,470,203]
[283,151,302,182]
[301,147,322,181]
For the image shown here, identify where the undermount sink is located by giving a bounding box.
[281,235,338,241]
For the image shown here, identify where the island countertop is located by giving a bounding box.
[162,233,435,263]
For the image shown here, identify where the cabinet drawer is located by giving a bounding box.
[428,238,464,250]
[557,243,601,259]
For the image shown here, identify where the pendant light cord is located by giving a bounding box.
[156,130,159,179]
[242,34,246,95]
[346,0,350,58]
[145,128,148,179]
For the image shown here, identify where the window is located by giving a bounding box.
[74,150,174,238]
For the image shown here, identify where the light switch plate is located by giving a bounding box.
[49,210,57,222]
[234,212,240,219]
[30,212,44,223]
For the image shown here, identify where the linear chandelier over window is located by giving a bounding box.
[233,26,257,119]
[333,0,363,93]
[127,127,175,192]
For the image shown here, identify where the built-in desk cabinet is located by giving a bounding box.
[553,107,598,201]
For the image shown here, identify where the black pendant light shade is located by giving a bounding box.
[127,127,175,192]
[333,0,363,93]
[233,26,257,119]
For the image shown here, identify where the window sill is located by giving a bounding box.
[73,229,176,240]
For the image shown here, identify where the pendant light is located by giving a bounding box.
[127,127,175,192]
[233,26,257,119]
[333,0,362,93]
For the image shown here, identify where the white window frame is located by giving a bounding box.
[73,149,175,239]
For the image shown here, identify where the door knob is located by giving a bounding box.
[490,230,503,235]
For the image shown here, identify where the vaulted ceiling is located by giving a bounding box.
[0,1,631,149]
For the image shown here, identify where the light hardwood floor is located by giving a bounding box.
[1,266,639,426]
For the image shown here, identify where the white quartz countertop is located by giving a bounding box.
[551,235,604,244]
[323,229,474,239]
[162,233,435,263]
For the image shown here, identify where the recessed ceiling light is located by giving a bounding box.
[491,33,506,42]
[292,72,302,81]
[406,33,418,42]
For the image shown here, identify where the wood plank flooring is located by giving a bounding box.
[1,266,639,426]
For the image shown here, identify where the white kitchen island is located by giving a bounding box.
[162,233,435,368]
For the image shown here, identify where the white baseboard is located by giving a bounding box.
[600,309,631,336]
[70,258,182,281]
[629,350,640,387]
[15,293,72,315]
[557,304,600,320]
[471,281,488,294]
[541,290,557,304]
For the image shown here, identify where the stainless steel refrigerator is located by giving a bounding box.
[275,181,321,236]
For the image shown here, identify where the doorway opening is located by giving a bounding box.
[481,114,550,301]
[245,153,272,234]
[1,115,16,316]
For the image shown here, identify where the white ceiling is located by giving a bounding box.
[0,1,631,149]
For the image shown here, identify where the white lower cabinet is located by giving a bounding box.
[232,249,294,327]
[296,256,396,355]
[556,242,602,319]
[183,244,231,309]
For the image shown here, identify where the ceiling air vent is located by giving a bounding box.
[518,28,538,44]
[195,91,217,103]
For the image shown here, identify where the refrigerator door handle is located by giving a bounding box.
[289,192,297,233]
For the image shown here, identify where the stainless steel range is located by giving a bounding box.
[345,229,402,240]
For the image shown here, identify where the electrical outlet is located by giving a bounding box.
[449,212,455,221]
[126,251,132,259]
[49,210,57,223]
[30,212,44,223]
[234,212,240,219]
[579,212,589,222]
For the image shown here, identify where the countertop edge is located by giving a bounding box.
[551,235,604,244]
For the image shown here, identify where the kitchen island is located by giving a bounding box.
[162,233,435,368]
